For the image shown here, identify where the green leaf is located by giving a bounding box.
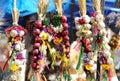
[53,15,62,27]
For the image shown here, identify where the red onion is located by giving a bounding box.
[61,16,67,23]
[62,23,68,29]
[34,20,42,28]
[62,30,68,36]
[33,29,41,35]
[33,49,39,55]
[34,43,40,48]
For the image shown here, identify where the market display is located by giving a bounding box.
[0,0,119,81]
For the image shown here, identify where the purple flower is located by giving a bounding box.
[11,42,16,48]
[43,28,47,32]
[55,44,63,53]
[16,52,24,60]
[38,52,44,59]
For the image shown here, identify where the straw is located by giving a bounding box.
[12,0,19,25]
[54,0,63,16]
[92,0,101,13]
[38,0,49,19]
[78,0,86,16]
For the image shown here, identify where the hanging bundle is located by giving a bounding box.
[71,0,97,81]
[5,0,27,81]
[44,0,71,80]
[91,0,115,81]
[31,0,50,81]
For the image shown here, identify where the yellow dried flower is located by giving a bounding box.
[102,64,110,70]
[10,64,19,71]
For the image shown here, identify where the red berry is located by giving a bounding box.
[34,20,42,28]
[61,16,67,23]
[62,23,68,29]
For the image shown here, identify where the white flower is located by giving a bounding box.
[19,30,25,37]
[91,64,97,73]
[48,34,53,42]
[55,61,61,66]
[39,44,47,54]
[53,27,59,33]
[52,48,56,53]
[88,52,94,59]
[14,59,24,65]
[10,30,18,37]
[89,60,94,66]
[83,15,90,23]
[48,74,56,81]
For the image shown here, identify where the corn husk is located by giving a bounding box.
[78,0,86,16]
[92,0,101,13]
[12,0,19,25]
[54,0,63,16]
[38,0,49,17]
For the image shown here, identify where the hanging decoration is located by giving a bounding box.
[5,0,27,81]
[31,0,70,80]
[69,0,96,80]
[46,0,70,80]
[90,0,117,81]
[31,0,49,81]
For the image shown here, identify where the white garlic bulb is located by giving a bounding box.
[19,30,25,37]
[10,30,18,37]
[75,17,80,24]
[83,15,90,23]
